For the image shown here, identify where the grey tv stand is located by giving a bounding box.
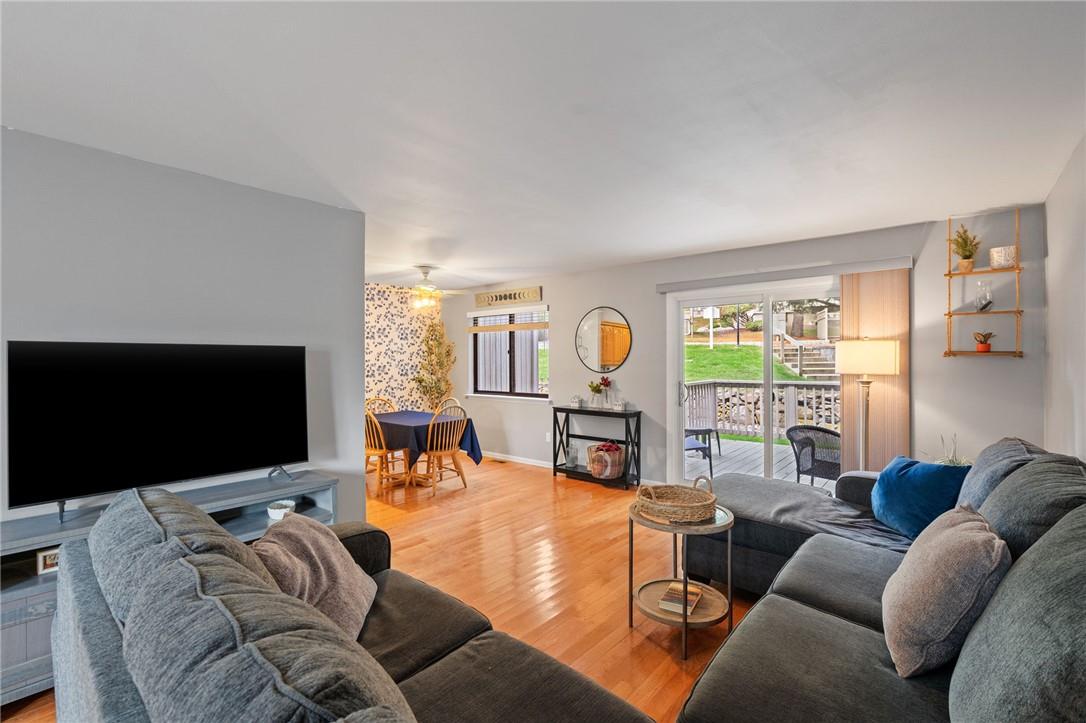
[0,471,338,705]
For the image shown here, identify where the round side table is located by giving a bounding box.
[627,502,734,660]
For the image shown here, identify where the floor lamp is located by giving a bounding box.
[835,339,900,471]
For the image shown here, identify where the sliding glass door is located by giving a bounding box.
[673,282,841,486]
[681,300,766,480]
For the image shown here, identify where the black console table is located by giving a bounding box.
[552,406,642,489]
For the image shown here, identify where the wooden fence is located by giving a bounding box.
[685,379,841,439]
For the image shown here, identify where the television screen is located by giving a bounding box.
[6,341,308,508]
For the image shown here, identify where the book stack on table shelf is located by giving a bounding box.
[658,581,702,615]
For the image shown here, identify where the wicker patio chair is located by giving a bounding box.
[785,425,841,486]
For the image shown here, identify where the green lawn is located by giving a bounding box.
[717,432,790,446]
[538,346,549,382]
[684,344,803,382]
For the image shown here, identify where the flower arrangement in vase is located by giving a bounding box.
[973,331,995,353]
[587,375,613,407]
[952,225,981,273]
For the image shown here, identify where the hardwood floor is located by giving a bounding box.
[0,457,753,723]
[365,457,754,721]
[0,690,53,723]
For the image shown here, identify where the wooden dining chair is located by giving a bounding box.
[416,405,469,496]
[365,410,409,491]
[365,397,397,414]
[364,397,398,471]
[435,396,462,413]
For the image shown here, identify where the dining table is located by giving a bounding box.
[373,410,484,474]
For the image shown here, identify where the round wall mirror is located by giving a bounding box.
[576,306,632,372]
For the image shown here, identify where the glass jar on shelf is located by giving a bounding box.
[974,280,993,312]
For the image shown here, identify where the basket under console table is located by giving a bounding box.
[552,406,642,489]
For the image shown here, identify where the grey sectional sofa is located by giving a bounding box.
[53,488,652,723]
[680,439,1086,722]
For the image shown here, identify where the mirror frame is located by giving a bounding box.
[575,306,632,373]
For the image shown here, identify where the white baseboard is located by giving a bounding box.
[482,450,552,468]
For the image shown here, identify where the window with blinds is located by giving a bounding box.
[469,308,549,398]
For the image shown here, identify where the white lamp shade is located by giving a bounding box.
[835,339,900,376]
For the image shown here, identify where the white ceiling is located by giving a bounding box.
[3,3,1084,289]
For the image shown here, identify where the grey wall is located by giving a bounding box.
[442,207,1046,480]
[1043,137,1086,457]
[1,130,367,521]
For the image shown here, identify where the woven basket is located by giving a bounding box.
[635,483,716,524]
[588,443,625,479]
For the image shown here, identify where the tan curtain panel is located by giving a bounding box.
[839,268,911,472]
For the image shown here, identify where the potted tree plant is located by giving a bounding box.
[952,224,981,273]
[973,331,995,353]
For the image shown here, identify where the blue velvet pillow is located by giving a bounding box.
[872,456,971,539]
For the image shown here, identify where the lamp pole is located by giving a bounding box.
[859,375,873,471]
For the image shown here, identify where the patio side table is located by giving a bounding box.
[627,502,734,660]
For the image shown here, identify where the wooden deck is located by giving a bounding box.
[685,437,836,493]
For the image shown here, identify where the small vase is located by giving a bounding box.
[958,258,975,273]
[976,343,991,353]
[974,280,993,312]
[591,392,602,408]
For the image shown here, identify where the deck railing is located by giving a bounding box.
[685,379,841,440]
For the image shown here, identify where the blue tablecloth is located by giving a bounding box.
[375,410,483,468]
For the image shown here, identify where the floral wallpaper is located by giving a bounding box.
[364,283,442,410]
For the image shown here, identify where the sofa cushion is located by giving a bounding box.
[707,474,912,558]
[978,453,1086,558]
[399,630,652,723]
[871,457,970,539]
[950,506,1086,720]
[358,569,491,682]
[956,437,1046,510]
[770,534,904,631]
[124,553,415,722]
[254,512,378,638]
[882,507,1011,677]
[88,488,276,622]
[679,594,951,723]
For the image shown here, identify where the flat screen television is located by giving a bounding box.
[6,341,308,508]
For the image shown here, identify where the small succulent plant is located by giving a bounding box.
[973,331,995,344]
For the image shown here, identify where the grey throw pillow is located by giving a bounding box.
[956,437,1045,510]
[89,488,277,622]
[949,506,1086,720]
[979,453,1086,558]
[882,506,1011,677]
[123,553,415,722]
[253,512,378,637]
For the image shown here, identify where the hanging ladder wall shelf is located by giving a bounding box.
[944,208,1023,357]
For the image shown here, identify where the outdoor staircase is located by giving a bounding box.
[781,347,837,381]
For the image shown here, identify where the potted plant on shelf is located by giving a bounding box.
[952,224,981,273]
[974,331,995,353]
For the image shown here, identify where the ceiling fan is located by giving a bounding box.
[411,265,465,309]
